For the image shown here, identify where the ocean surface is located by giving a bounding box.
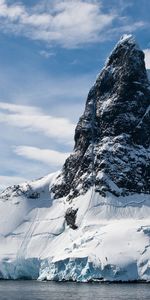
[0,281,149,300]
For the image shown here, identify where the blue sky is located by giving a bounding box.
[0,0,150,190]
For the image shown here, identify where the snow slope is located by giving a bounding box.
[0,174,150,282]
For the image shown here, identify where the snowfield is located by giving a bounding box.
[0,173,150,282]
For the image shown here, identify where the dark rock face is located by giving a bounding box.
[65,208,78,230]
[0,184,40,201]
[51,35,150,199]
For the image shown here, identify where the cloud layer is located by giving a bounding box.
[0,102,72,188]
[14,145,70,166]
[0,102,75,144]
[0,0,116,48]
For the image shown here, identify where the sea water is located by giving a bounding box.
[0,281,149,300]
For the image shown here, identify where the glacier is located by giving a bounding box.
[0,34,150,282]
[0,174,150,282]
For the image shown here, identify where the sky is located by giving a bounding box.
[0,0,150,190]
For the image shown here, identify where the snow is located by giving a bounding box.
[117,34,139,51]
[0,173,150,282]
[119,34,133,43]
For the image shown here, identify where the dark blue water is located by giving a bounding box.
[0,281,149,300]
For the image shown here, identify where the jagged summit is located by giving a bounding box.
[110,33,140,53]
[105,34,140,68]
[51,35,150,199]
[118,33,136,43]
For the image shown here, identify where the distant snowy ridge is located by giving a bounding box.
[0,35,150,282]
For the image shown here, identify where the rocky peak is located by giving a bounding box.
[51,35,150,200]
[75,34,149,148]
[106,34,146,83]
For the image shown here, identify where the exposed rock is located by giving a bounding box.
[0,184,40,201]
[65,208,78,230]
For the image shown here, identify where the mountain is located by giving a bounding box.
[51,34,150,200]
[0,35,150,282]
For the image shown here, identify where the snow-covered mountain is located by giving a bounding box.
[52,34,150,200]
[0,35,150,282]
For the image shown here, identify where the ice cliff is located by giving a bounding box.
[0,35,150,282]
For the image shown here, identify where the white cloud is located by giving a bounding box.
[107,21,146,39]
[39,50,55,58]
[0,102,75,144]
[0,101,40,114]
[0,175,27,191]
[14,145,70,166]
[0,1,147,48]
[0,0,116,48]
[144,49,150,69]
